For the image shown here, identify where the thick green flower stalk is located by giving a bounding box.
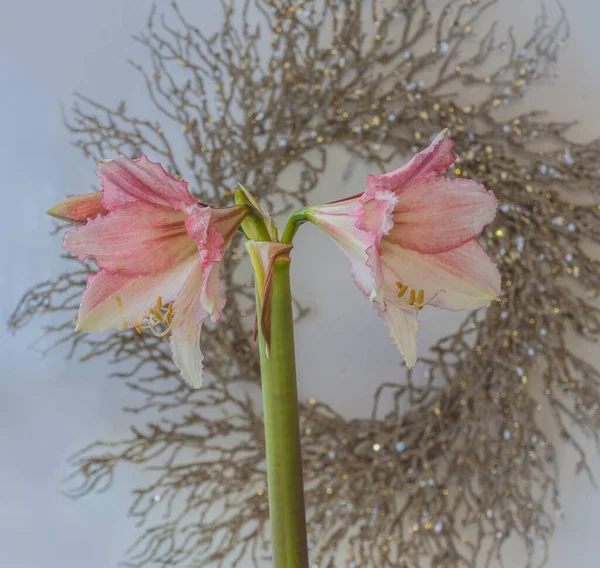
[247,240,308,567]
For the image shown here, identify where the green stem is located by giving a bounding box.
[256,257,309,568]
[281,207,309,244]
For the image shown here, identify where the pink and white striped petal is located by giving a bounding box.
[98,155,198,211]
[63,201,196,275]
[381,239,501,312]
[367,131,455,193]
[46,192,108,223]
[170,259,210,388]
[75,257,196,333]
[387,177,497,254]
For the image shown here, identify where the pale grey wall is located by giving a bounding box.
[2,1,600,567]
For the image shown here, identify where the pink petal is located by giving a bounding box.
[184,204,224,268]
[367,130,455,193]
[76,258,196,332]
[379,303,420,368]
[46,192,109,223]
[63,201,197,275]
[209,205,250,243]
[381,239,501,312]
[98,155,197,211]
[170,259,210,388]
[386,177,497,254]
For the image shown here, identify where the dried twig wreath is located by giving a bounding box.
[10,1,600,566]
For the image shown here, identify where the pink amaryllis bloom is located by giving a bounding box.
[47,156,248,387]
[306,131,501,367]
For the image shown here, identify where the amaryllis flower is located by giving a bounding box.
[306,131,501,367]
[47,156,248,387]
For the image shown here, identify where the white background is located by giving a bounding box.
[1,1,600,566]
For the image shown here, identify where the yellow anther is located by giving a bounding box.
[417,289,424,305]
[155,296,163,311]
[135,324,142,334]
[409,289,416,305]
[149,308,164,322]
[165,303,174,325]
[397,285,408,298]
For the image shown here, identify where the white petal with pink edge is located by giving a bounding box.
[308,203,376,298]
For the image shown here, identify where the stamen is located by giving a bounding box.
[165,303,174,325]
[396,281,427,310]
[149,308,164,322]
[136,298,175,338]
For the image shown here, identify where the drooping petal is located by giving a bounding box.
[379,303,420,368]
[75,257,196,332]
[46,192,109,223]
[367,130,455,193]
[170,259,210,388]
[63,201,196,275]
[386,177,497,254]
[98,155,197,211]
[381,239,501,312]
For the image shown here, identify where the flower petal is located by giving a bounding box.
[386,177,497,254]
[184,204,225,269]
[170,259,210,388]
[382,239,501,311]
[308,199,375,298]
[46,192,109,223]
[200,261,226,322]
[367,130,455,193]
[209,205,250,243]
[379,303,420,368]
[307,190,396,301]
[98,155,197,211]
[76,257,196,332]
[63,201,196,275]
